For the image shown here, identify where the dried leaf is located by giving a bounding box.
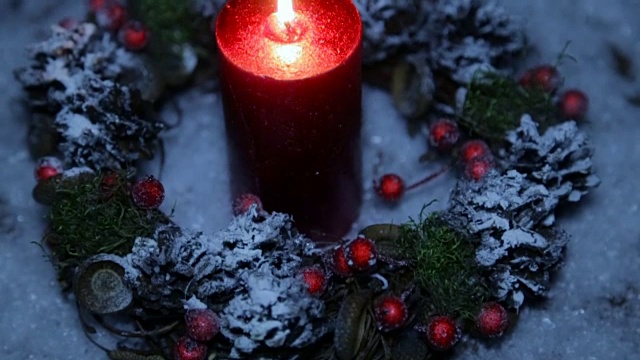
[608,43,635,81]
[626,92,640,107]
[334,293,370,360]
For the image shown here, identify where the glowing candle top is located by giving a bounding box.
[216,0,362,80]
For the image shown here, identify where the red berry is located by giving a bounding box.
[374,173,405,202]
[424,315,459,351]
[58,18,78,30]
[232,193,263,216]
[34,157,63,181]
[520,65,561,93]
[374,296,408,332]
[300,265,327,296]
[185,309,220,342]
[96,1,127,31]
[174,336,207,360]
[99,171,121,197]
[464,157,494,181]
[345,237,377,272]
[89,0,107,12]
[120,21,149,51]
[558,89,589,120]
[131,176,165,210]
[460,140,491,164]
[331,246,352,277]
[476,302,508,337]
[429,119,460,151]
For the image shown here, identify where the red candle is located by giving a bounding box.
[216,0,362,238]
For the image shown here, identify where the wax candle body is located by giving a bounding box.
[216,0,362,237]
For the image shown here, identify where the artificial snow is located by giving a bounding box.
[1,0,639,359]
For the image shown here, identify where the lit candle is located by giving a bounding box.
[216,0,363,238]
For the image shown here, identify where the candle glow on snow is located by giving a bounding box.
[216,0,363,237]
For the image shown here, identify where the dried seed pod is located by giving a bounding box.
[27,113,59,159]
[108,350,166,360]
[391,329,430,360]
[359,224,404,260]
[32,175,62,206]
[334,293,370,360]
[74,254,133,314]
[392,54,434,119]
[359,223,400,242]
[161,44,198,87]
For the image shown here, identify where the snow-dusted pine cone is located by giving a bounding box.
[124,207,325,357]
[354,0,430,63]
[14,23,162,170]
[425,0,526,84]
[501,115,601,205]
[445,170,568,309]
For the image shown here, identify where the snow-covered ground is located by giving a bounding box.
[1,0,639,359]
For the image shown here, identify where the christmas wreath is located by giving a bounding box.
[14,0,600,359]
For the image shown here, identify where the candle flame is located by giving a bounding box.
[276,0,295,23]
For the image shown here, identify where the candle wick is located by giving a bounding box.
[264,13,307,43]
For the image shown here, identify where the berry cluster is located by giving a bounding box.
[174,308,221,360]
[375,63,589,204]
[60,1,150,51]
[34,157,166,211]
[375,120,495,203]
[328,236,378,278]
[410,301,510,352]
[519,64,589,120]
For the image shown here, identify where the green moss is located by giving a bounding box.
[398,211,487,320]
[460,72,557,146]
[128,0,215,87]
[47,172,167,278]
[132,0,198,47]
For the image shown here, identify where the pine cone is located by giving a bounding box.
[445,170,568,309]
[500,115,601,205]
[355,0,430,63]
[426,0,526,84]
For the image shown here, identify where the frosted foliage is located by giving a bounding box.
[124,207,325,356]
[501,115,601,204]
[426,0,525,83]
[14,23,163,170]
[446,171,568,309]
[354,0,429,63]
